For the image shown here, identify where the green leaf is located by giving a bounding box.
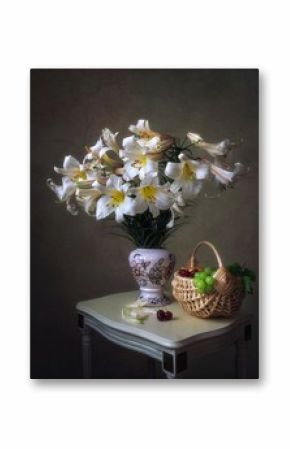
[117,209,183,248]
[243,268,256,282]
[227,263,243,276]
[227,263,256,294]
[243,275,253,294]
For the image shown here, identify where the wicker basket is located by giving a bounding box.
[172,241,245,318]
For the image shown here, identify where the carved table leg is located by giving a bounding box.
[78,314,92,379]
[82,328,92,378]
[165,371,184,379]
[162,351,187,379]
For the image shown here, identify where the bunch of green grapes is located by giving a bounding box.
[193,267,216,294]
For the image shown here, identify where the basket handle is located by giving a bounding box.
[188,240,223,269]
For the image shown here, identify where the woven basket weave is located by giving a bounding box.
[172,241,245,318]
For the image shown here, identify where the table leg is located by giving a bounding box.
[78,314,93,378]
[162,351,187,379]
[165,372,184,379]
[81,326,92,378]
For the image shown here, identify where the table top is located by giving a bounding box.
[76,291,250,349]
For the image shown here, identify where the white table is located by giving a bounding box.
[76,291,252,379]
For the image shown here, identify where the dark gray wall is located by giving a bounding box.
[31,69,258,378]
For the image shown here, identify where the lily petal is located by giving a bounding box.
[96,195,114,220]
[170,179,183,192]
[139,135,160,151]
[166,208,175,229]
[155,190,173,210]
[134,195,147,214]
[140,174,159,187]
[122,136,140,152]
[182,180,202,200]
[92,180,106,194]
[195,163,209,180]
[115,207,125,223]
[129,119,152,136]
[143,159,158,177]
[124,162,139,180]
[165,161,182,180]
[63,155,81,169]
[198,139,231,157]
[102,128,119,153]
[76,188,101,215]
[119,197,136,217]
[106,174,122,190]
[82,195,98,215]
[90,138,103,154]
[149,202,159,218]
[210,164,236,185]
[187,132,203,144]
[54,155,82,178]
[47,176,76,202]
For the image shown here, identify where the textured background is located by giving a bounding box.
[31,69,258,379]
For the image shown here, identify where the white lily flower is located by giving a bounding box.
[49,157,98,215]
[47,176,78,215]
[137,134,161,151]
[129,119,156,139]
[47,176,76,202]
[102,128,120,153]
[121,136,158,180]
[76,187,103,215]
[187,132,203,144]
[164,182,186,229]
[165,153,209,200]
[129,119,174,152]
[88,138,103,160]
[54,155,97,187]
[54,155,89,181]
[93,174,136,222]
[210,162,246,186]
[133,175,174,219]
[187,132,231,157]
[49,156,88,214]
[87,129,123,169]
[170,182,185,211]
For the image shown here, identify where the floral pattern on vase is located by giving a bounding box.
[129,248,175,306]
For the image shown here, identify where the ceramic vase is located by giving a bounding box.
[128,248,175,306]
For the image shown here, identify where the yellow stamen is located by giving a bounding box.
[139,130,156,139]
[140,185,157,202]
[109,189,125,207]
[134,155,147,167]
[76,169,87,181]
[182,162,195,180]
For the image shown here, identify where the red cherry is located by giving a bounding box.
[157,310,166,321]
[164,311,173,321]
[178,268,195,278]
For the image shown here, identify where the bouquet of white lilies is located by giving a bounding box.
[47,119,246,248]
